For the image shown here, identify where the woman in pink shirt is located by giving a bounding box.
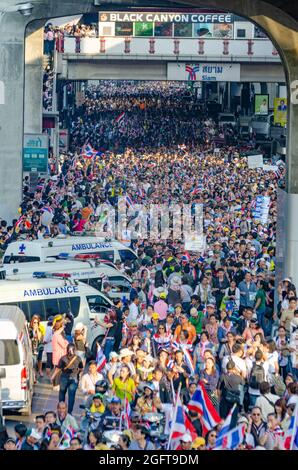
[52,318,69,367]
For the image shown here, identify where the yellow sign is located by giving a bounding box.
[274,98,287,126]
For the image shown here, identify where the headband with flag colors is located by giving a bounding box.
[188,383,221,434]
[214,423,246,450]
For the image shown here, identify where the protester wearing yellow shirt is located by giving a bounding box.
[112,365,136,402]
[89,394,105,414]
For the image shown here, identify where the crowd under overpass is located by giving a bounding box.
[1,0,298,285]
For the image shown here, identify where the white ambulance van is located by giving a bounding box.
[0,278,114,355]
[2,236,137,266]
[0,306,34,415]
[5,259,132,300]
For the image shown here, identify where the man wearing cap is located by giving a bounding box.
[117,348,136,377]
[176,433,193,451]
[192,437,206,450]
[100,396,122,431]
[21,428,41,451]
[89,393,106,414]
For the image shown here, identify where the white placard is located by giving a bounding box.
[263,165,278,172]
[185,235,205,252]
[247,154,263,169]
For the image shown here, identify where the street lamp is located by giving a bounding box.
[0,2,34,18]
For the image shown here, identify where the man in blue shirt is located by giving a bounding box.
[238,272,257,314]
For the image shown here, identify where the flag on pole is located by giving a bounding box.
[168,395,198,449]
[188,383,221,434]
[125,397,131,429]
[115,112,125,124]
[96,343,107,372]
[168,394,186,449]
[214,423,246,450]
[180,343,195,375]
[81,143,101,159]
[217,404,236,438]
[125,194,135,210]
[15,215,24,233]
[59,425,76,449]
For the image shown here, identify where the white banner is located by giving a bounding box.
[252,195,271,223]
[168,63,240,82]
[247,154,263,169]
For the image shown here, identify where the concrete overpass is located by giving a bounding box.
[0,0,298,283]
[59,57,285,82]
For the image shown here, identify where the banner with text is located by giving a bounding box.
[168,63,240,82]
[99,12,234,23]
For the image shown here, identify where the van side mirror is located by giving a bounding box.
[0,368,6,379]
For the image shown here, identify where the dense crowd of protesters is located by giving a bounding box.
[0,80,295,451]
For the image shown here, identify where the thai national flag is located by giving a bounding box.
[115,112,125,124]
[137,187,145,198]
[81,143,98,159]
[283,404,298,450]
[214,423,246,450]
[180,344,195,375]
[168,394,186,449]
[42,205,53,214]
[191,187,201,196]
[188,383,221,433]
[274,167,282,179]
[59,425,76,449]
[15,215,24,233]
[125,195,135,209]
[96,344,107,372]
[168,395,198,450]
[217,404,236,438]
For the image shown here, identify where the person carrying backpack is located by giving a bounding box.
[248,349,268,408]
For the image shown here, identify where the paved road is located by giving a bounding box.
[4,378,84,438]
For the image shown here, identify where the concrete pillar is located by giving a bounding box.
[0,14,27,223]
[284,62,298,286]
[24,21,45,134]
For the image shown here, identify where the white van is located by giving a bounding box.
[0,306,34,415]
[2,236,138,266]
[5,259,132,300]
[0,278,114,355]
